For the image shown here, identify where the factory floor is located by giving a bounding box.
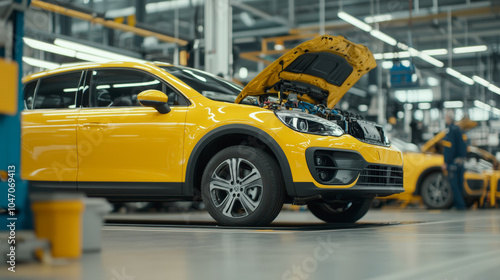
[3,209,500,280]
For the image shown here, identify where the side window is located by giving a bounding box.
[23,81,37,110]
[89,69,188,107]
[33,72,83,109]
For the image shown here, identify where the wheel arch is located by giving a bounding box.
[413,166,442,196]
[184,124,296,199]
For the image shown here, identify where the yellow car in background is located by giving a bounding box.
[381,128,495,209]
[21,35,404,226]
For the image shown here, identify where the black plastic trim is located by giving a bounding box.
[466,179,484,191]
[29,181,77,192]
[284,52,353,86]
[305,147,368,185]
[184,124,296,196]
[29,181,183,199]
[78,182,183,197]
[294,182,405,198]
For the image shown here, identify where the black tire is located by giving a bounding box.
[421,172,453,209]
[465,198,477,208]
[201,145,284,226]
[308,198,372,223]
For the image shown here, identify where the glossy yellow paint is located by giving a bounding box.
[484,170,500,206]
[137,89,169,104]
[383,152,444,201]
[383,149,490,204]
[181,98,402,189]
[21,59,402,193]
[22,109,80,181]
[76,106,187,182]
[236,35,377,108]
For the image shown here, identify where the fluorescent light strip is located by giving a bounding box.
[337,11,372,32]
[364,14,392,23]
[22,57,60,70]
[76,52,110,63]
[24,38,76,57]
[421,49,448,56]
[489,84,500,95]
[474,100,491,111]
[418,52,444,67]
[54,39,145,62]
[472,76,490,87]
[446,68,462,78]
[418,103,432,110]
[370,29,397,46]
[443,101,463,108]
[459,76,474,85]
[453,45,488,54]
[446,68,475,85]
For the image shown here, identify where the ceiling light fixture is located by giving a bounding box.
[22,57,60,70]
[364,14,392,23]
[418,52,444,67]
[472,76,490,87]
[23,37,76,57]
[337,11,372,32]
[421,49,448,56]
[443,101,463,108]
[54,39,145,62]
[453,45,488,54]
[369,29,397,46]
[488,84,500,95]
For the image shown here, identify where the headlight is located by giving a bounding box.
[275,110,344,137]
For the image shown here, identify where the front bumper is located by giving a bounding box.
[273,128,404,198]
[295,147,404,198]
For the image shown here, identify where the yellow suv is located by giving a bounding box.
[21,36,403,226]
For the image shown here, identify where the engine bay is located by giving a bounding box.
[252,80,389,146]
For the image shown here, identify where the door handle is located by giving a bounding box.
[82,122,108,130]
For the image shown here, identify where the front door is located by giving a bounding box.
[76,68,188,194]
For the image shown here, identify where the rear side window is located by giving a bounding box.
[33,72,83,109]
[23,81,37,110]
[89,69,188,107]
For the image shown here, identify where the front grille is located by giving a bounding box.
[466,179,484,191]
[357,165,403,187]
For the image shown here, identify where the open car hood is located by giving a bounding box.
[235,35,377,108]
[421,118,478,153]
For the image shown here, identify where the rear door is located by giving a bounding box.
[21,71,84,187]
[76,68,188,195]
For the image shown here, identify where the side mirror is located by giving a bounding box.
[137,90,171,114]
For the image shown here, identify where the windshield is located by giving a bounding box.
[161,66,247,103]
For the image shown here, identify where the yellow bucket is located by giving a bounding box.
[32,200,85,258]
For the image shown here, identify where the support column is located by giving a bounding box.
[0,0,32,230]
[204,0,232,78]
[134,0,146,49]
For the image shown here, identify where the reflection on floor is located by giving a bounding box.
[3,209,500,280]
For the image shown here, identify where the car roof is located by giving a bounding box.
[22,61,174,83]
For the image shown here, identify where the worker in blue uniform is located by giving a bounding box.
[442,111,468,210]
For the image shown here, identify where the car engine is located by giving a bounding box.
[255,92,389,146]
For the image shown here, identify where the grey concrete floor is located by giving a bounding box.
[2,209,500,280]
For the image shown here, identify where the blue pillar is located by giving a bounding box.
[0,0,32,230]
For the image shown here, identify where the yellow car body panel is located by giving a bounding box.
[383,134,492,206]
[76,106,187,182]
[21,36,403,208]
[21,109,80,181]
[236,35,377,108]
[383,152,444,201]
